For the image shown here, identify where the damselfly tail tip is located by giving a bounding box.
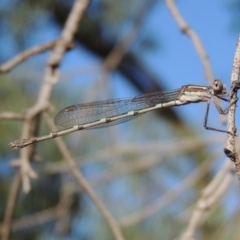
[9,142,23,150]
[9,139,33,150]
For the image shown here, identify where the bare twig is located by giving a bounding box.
[0,40,74,73]
[11,0,91,193]
[0,207,57,233]
[43,112,125,240]
[47,1,89,67]
[224,36,240,188]
[1,173,22,240]
[54,185,76,236]
[179,160,235,240]
[0,41,57,73]
[164,0,214,84]
[0,112,25,120]
[0,40,57,73]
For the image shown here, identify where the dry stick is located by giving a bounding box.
[164,0,214,84]
[0,40,74,73]
[179,160,235,240]
[1,173,22,240]
[43,113,125,240]
[0,41,57,73]
[0,112,25,120]
[224,36,240,188]
[11,0,91,193]
[0,207,57,233]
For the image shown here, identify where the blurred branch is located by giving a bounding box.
[0,145,220,234]
[0,40,73,73]
[11,0,91,193]
[179,159,235,240]
[43,112,125,240]
[118,154,214,227]
[1,173,22,240]
[54,184,76,236]
[0,40,55,73]
[45,135,224,174]
[164,0,214,84]
[0,112,25,120]
[0,207,57,233]
[102,0,155,72]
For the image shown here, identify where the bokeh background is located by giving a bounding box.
[0,0,240,239]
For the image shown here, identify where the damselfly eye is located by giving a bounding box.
[213,79,226,94]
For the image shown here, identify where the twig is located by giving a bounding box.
[54,185,76,236]
[11,0,91,193]
[0,207,57,233]
[164,0,214,84]
[224,36,240,188]
[0,40,74,73]
[179,160,235,240]
[43,112,125,240]
[0,112,25,120]
[1,173,22,240]
[0,40,57,73]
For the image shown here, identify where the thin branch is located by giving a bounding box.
[0,112,25,120]
[0,40,74,73]
[11,0,91,193]
[224,36,240,188]
[0,40,57,73]
[164,0,214,84]
[47,1,89,67]
[179,160,235,240]
[43,112,125,240]
[0,207,57,233]
[54,185,76,236]
[1,173,22,240]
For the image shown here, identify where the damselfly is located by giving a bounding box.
[10,79,230,149]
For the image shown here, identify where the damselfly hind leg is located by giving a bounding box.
[203,101,236,136]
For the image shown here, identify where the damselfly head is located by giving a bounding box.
[212,79,227,95]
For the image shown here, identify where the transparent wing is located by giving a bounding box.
[54,89,179,129]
